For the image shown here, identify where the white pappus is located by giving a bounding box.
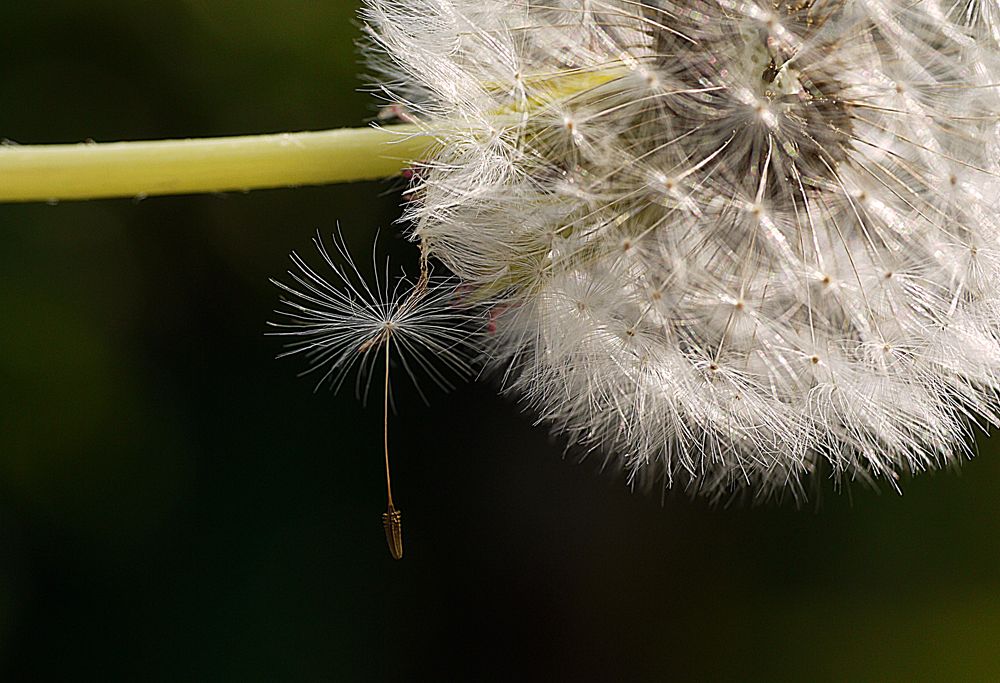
[270,232,479,557]
[270,231,474,402]
[355,0,1000,501]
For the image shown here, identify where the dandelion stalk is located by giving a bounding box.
[0,61,629,205]
[0,125,435,203]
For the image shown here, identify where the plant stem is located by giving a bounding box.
[0,65,630,204]
[0,125,434,203]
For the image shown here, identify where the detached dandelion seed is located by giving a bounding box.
[270,232,475,557]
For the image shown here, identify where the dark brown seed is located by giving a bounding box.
[383,505,403,560]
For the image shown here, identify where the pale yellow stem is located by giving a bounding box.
[0,65,628,204]
[0,125,435,203]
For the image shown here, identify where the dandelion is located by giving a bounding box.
[361,0,1000,499]
[270,231,476,556]
[6,0,1000,505]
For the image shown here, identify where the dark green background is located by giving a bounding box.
[2,2,999,680]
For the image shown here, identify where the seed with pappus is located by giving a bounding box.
[354,0,1000,501]
[270,232,477,557]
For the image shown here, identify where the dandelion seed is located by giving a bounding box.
[360,0,1000,500]
[270,231,476,556]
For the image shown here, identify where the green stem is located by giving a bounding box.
[0,125,435,203]
[0,65,629,204]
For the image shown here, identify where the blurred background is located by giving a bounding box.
[2,2,999,680]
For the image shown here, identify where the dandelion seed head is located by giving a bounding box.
[363,0,1000,499]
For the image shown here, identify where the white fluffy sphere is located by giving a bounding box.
[364,0,1000,499]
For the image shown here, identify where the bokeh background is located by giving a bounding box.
[2,2,999,681]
